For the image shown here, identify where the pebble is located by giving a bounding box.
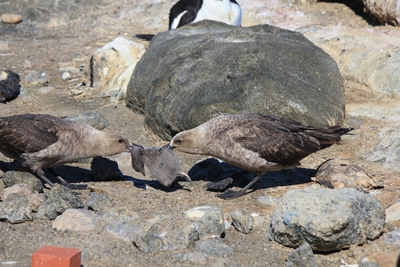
[52,208,98,231]
[184,206,225,239]
[23,60,32,68]
[38,86,54,94]
[385,202,400,223]
[0,193,32,223]
[286,243,317,267]
[230,209,254,234]
[1,14,22,24]
[382,229,400,245]
[87,192,113,211]
[25,71,50,85]
[61,72,71,80]
[135,216,199,252]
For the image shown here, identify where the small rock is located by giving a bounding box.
[66,110,109,130]
[135,216,199,252]
[88,36,145,102]
[61,72,72,80]
[0,193,32,223]
[59,66,80,75]
[87,192,112,211]
[1,184,44,211]
[23,60,32,68]
[385,202,400,223]
[36,184,84,220]
[286,243,317,267]
[52,208,98,231]
[2,171,43,193]
[1,14,22,24]
[25,71,50,85]
[230,209,254,234]
[38,86,54,94]
[267,187,385,252]
[382,229,400,245]
[359,252,399,267]
[314,159,381,191]
[257,195,279,207]
[90,157,123,181]
[106,217,153,243]
[184,206,225,239]
[194,238,234,258]
[100,207,140,223]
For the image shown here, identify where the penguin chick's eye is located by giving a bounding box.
[176,139,182,144]
[118,139,124,143]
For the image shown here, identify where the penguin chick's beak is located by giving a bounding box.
[179,172,192,182]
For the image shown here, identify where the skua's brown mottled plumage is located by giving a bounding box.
[127,143,191,187]
[0,114,131,188]
[169,113,352,199]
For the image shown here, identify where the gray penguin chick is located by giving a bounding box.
[127,143,191,187]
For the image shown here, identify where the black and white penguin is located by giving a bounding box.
[169,0,242,29]
[135,0,242,40]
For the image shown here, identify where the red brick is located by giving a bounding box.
[32,246,81,267]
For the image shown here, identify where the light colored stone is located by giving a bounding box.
[230,209,254,234]
[23,60,32,68]
[385,202,400,223]
[38,86,54,94]
[1,14,22,24]
[25,71,50,85]
[314,159,381,191]
[88,36,145,103]
[52,209,98,231]
[360,252,399,267]
[267,187,385,252]
[184,206,225,239]
[135,216,199,252]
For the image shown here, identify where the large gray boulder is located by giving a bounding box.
[126,20,345,140]
[267,187,385,252]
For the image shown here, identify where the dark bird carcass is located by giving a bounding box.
[0,70,21,103]
[169,113,352,199]
[0,113,131,189]
[127,143,191,187]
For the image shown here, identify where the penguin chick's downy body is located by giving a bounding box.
[127,143,191,187]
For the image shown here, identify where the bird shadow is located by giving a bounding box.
[123,175,191,193]
[188,158,317,193]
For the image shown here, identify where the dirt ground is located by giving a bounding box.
[1,0,400,266]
